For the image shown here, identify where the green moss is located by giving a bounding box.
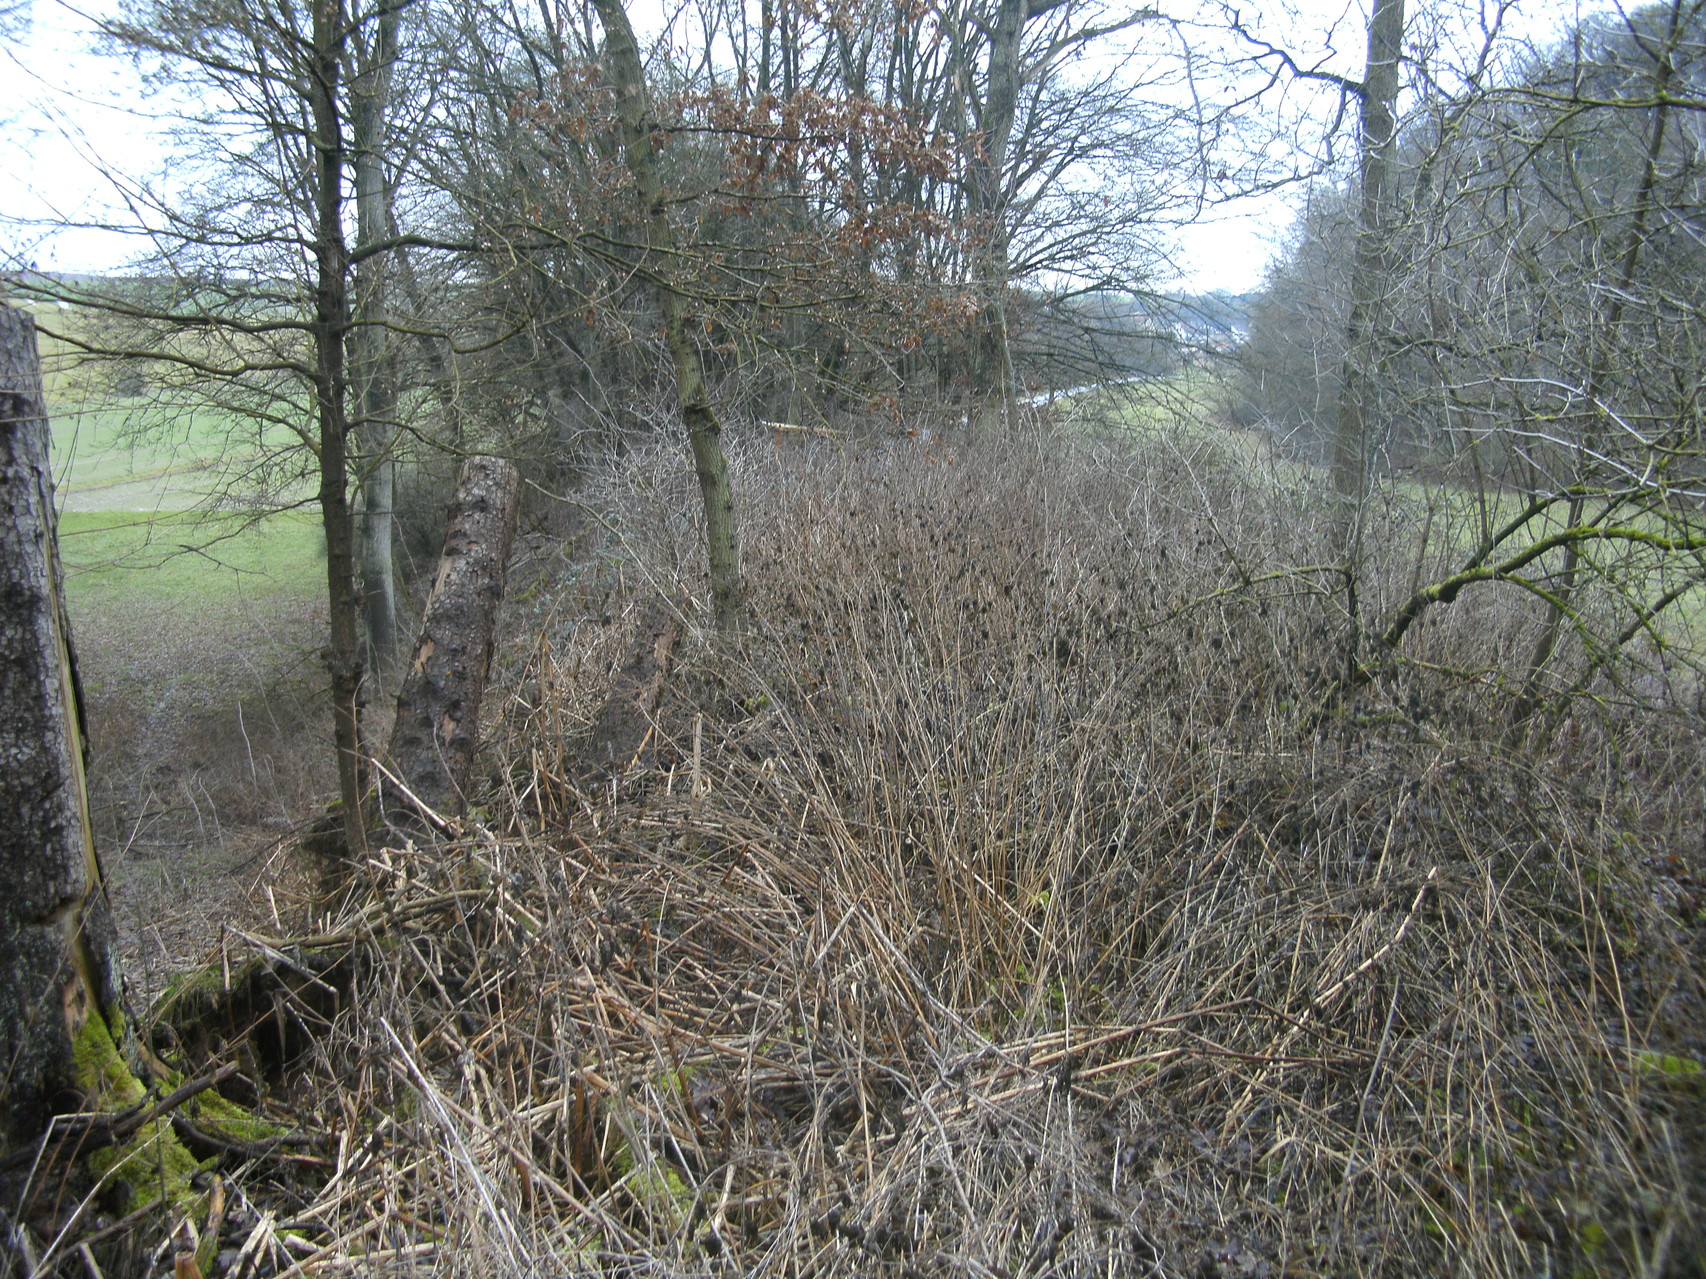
[608,1127,694,1232]
[156,964,227,1004]
[152,961,238,1025]
[148,971,299,1144]
[1633,1050,1702,1082]
[1578,1217,1607,1255]
[71,1004,147,1109]
[90,1118,206,1214]
[188,1090,291,1144]
[621,1156,694,1232]
[150,956,284,1057]
[71,1007,208,1213]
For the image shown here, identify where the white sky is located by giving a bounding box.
[4,0,154,272]
[4,0,1590,293]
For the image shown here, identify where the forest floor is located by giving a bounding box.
[68,562,328,1005]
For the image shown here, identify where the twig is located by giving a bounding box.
[2,1063,241,1173]
[368,757,459,835]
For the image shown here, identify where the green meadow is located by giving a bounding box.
[35,303,319,616]
[56,508,323,613]
[1074,371,1706,650]
[49,396,321,620]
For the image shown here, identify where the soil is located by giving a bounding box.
[69,586,334,1008]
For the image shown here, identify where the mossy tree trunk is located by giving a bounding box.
[0,304,131,1146]
[1,308,214,1257]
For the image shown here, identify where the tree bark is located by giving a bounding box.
[310,0,372,856]
[0,304,126,1146]
[383,456,522,830]
[352,0,405,670]
[592,0,745,633]
[965,0,1026,439]
[1329,0,1406,667]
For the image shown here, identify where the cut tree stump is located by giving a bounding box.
[383,455,522,833]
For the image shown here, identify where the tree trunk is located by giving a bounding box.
[357,450,397,667]
[384,456,522,830]
[310,0,371,857]
[592,0,745,633]
[1329,0,1406,668]
[352,0,405,670]
[0,305,128,1147]
[966,0,1026,439]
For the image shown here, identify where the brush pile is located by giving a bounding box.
[136,426,1706,1276]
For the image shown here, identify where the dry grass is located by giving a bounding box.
[95,422,1706,1278]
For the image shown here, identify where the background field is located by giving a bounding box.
[39,330,332,1000]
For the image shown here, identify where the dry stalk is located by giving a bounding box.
[130,428,1704,1278]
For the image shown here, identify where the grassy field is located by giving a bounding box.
[57,508,323,611]
[1077,373,1706,658]
[50,397,312,510]
[1064,367,1236,434]
[40,358,325,695]
[54,402,248,511]
[37,302,320,608]
[32,301,312,513]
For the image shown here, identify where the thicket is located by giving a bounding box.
[23,419,1697,1278]
[9,2,1706,1271]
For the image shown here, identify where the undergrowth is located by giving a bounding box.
[43,423,1702,1277]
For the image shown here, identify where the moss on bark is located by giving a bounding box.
[70,1002,207,1215]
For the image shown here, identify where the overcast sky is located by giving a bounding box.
[3,0,1590,293]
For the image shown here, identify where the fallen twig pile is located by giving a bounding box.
[131,430,1706,1276]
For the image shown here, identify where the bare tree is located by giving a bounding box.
[34,0,466,851]
[350,0,408,668]
[1244,0,1706,724]
[1328,0,1405,660]
[591,0,745,632]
